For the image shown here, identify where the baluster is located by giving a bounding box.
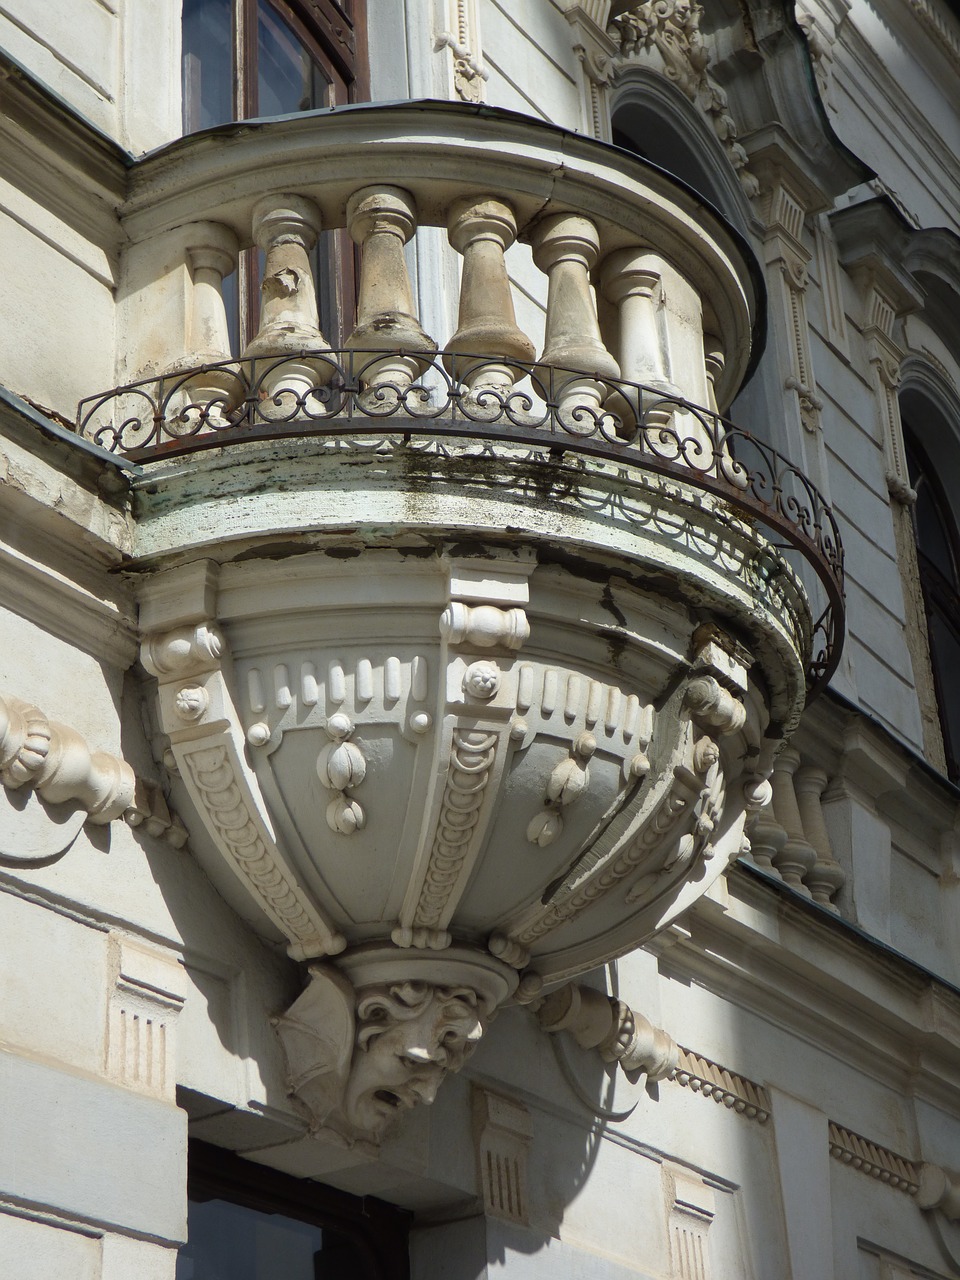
[444,197,535,415]
[161,222,243,435]
[704,336,724,415]
[705,334,749,489]
[602,249,719,471]
[600,248,678,431]
[345,185,436,408]
[795,766,845,911]
[531,213,620,432]
[770,747,817,895]
[243,195,333,418]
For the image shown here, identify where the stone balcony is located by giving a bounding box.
[76,102,844,1146]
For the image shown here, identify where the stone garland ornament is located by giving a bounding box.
[527,731,596,848]
[317,713,367,835]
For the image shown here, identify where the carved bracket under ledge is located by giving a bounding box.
[0,690,186,864]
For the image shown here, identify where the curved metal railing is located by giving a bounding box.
[77,349,844,700]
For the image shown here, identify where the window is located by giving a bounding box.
[177,1140,410,1280]
[182,0,364,131]
[181,0,366,346]
[903,427,960,783]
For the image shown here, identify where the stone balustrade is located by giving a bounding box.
[746,747,846,910]
[128,182,727,441]
[99,102,755,439]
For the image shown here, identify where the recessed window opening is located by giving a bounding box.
[611,100,727,211]
[176,1140,409,1280]
[901,407,960,783]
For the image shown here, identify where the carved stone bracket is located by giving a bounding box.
[274,953,508,1148]
[473,1087,533,1225]
[537,980,679,1080]
[0,691,136,822]
[435,0,488,103]
[140,602,346,962]
[917,1164,960,1220]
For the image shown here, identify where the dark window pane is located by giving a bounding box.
[182,0,234,131]
[929,609,960,778]
[257,0,332,118]
[175,1196,370,1280]
[915,478,959,586]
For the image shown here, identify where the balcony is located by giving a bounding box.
[77,102,845,1146]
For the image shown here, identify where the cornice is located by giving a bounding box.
[651,866,960,1109]
[0,398,137,667]
[0,50,129,256]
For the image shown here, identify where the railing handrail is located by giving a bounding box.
[77,348,844,701]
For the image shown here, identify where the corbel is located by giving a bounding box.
[537,981,679,1081]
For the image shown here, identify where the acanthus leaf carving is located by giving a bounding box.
[606,0,759,197]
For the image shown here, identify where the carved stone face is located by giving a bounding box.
[342,981,485,1138]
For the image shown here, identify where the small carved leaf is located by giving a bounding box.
[317,740,366,791]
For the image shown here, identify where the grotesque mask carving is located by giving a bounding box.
[274,967,488,1146]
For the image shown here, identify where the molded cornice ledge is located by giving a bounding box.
[0,48,131,197]
[652,862,960,1111]
[0,393,138,667]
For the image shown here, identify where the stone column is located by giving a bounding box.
[444,197,535,412]
[243,194,333,416]
[345,185,436,407]
[770,747,817,894]
[531,212,619,432]
[161,222,243,434]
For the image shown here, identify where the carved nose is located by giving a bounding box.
[406,1045,447,1066]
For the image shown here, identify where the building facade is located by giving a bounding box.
[1,1,960,1277]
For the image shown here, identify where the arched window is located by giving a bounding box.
[608,77,750,226]
[181,0,366,346]
[902,424,960,782]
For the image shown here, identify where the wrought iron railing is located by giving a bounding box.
[77,349,844,700]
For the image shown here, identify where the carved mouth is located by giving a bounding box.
[374,1089,405,1110]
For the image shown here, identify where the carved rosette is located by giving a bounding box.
[139,554,778,1143]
